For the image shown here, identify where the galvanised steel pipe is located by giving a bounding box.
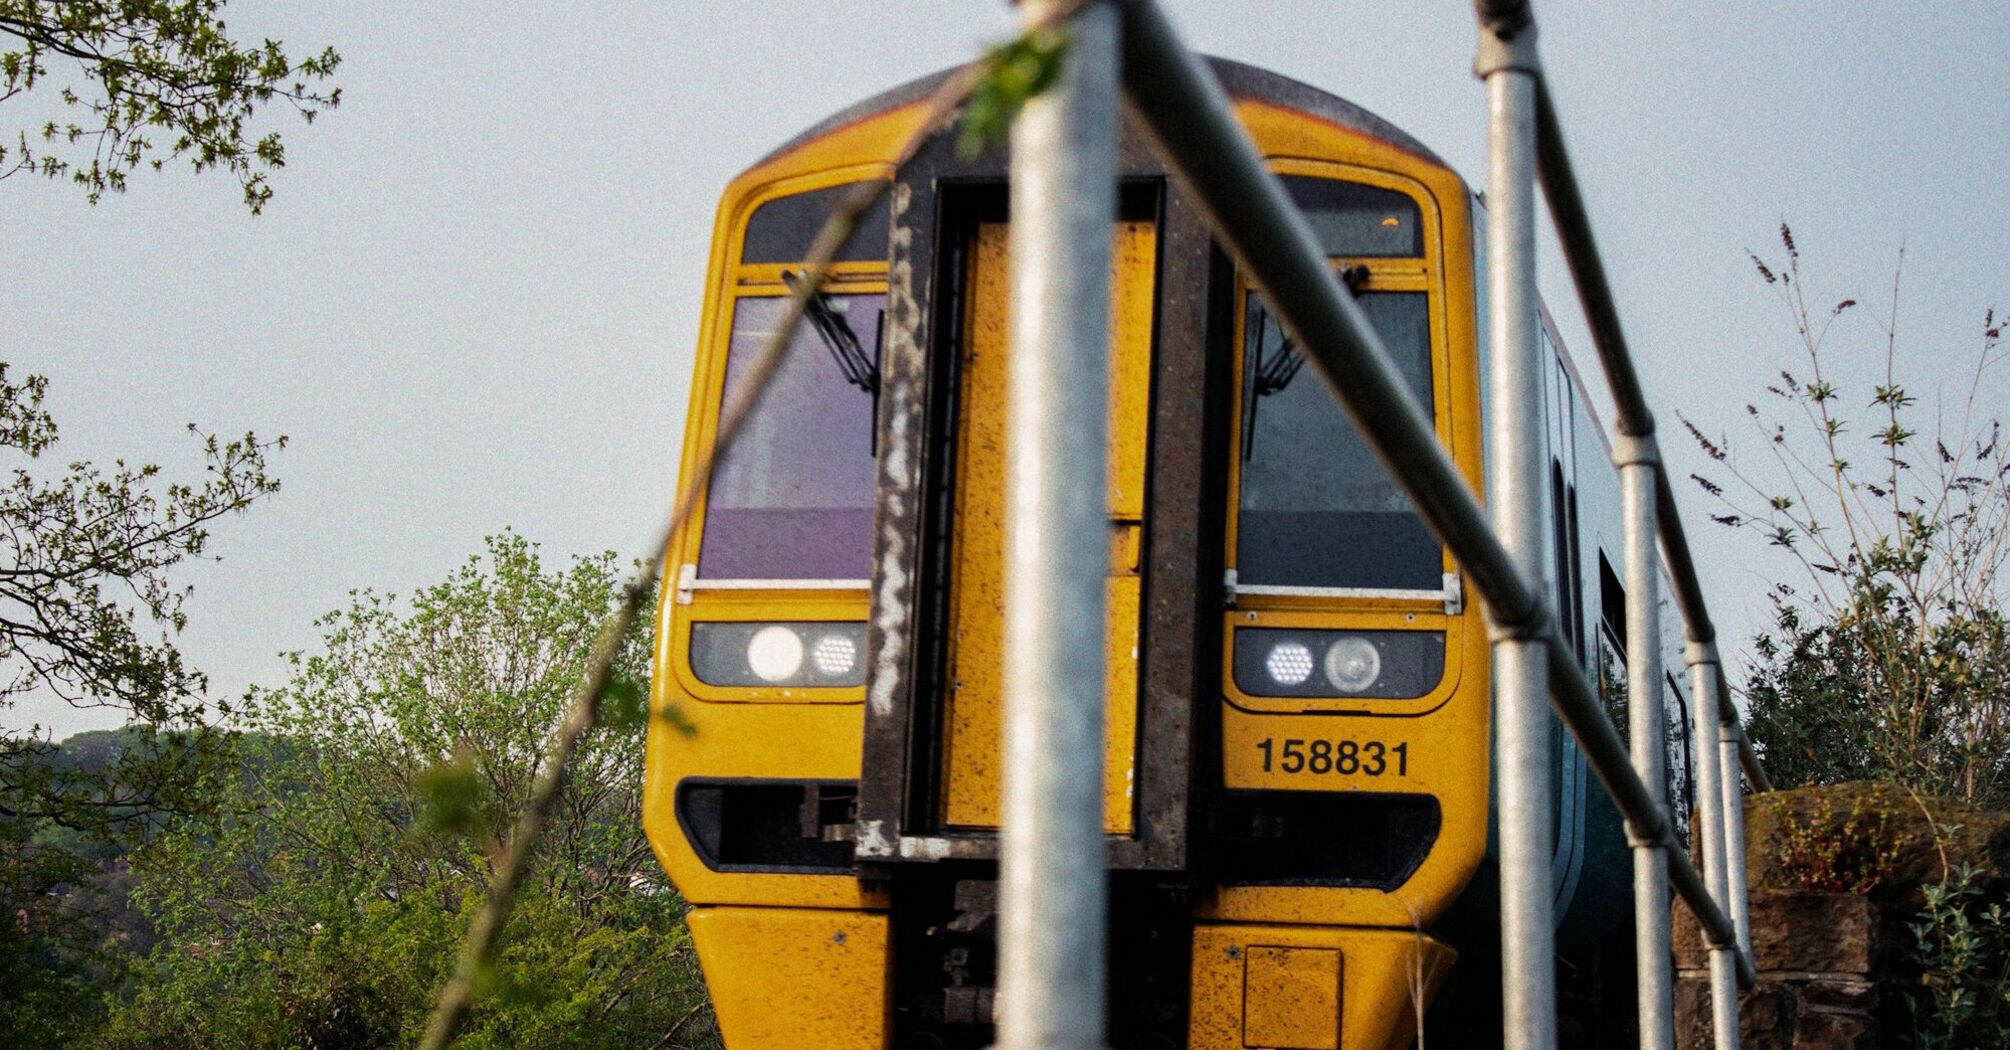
[1687,643,1742,1047]
[1106,0,1555,621]
[1545,628,1755,988]
[1121,0,1544,630]
[1618,437,1675,1050]
[995,2,1118,1047]
[1528,66,1774,795]
[1116,0,1757,987]
[1477,27,1558,1050]
[1720,722,1755,959]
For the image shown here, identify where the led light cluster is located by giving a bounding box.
[691,622,867,688]
[1264,641,1316,685]
[1232,628,1444,700]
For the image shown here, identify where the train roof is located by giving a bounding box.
[755,55,1446,170]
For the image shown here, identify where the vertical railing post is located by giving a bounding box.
[1719,720,1755,960]
[1475,10,1556,1050]
[1685,643,1741,1048]
[1617,436,1675,1050]
[995,2,1117,1048]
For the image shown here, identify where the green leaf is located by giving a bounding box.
[601,675,647,732]
[415,750,485,839]
[958,27,1073,159]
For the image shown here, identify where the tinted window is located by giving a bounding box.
[1236,291,1439,590]
[741,183,891,264]
[1281,176,1422,257]
[698,293,883,580]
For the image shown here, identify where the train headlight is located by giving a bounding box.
[746,625,805,682]
[1233,628,1444,699]
[690,622,868,688]
[1263,641,1316,686]
[1324,635,1382,692]
[811,633,858,677]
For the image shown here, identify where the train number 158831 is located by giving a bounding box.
[1255,738,1409,777]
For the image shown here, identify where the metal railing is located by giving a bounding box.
[994,3,1119,1048]
[992,1,1772,1048]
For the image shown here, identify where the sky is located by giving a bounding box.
[5,2,2008,737]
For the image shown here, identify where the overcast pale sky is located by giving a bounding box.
[6,2,2007,737]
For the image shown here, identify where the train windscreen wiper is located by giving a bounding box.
[1242,268,1370,460]
[1243,306,1305,461]
[783,270,879,394]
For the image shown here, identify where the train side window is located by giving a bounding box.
[1596,554,1628,737]
[1666,671,1695,841]
[1559,482,1575,651]
[1548,463,1584,659]
[1596,629,1627,744]
[1236,291,1439,590]
[1279,175,1422,257]
[1599,552,1627,652]
[696,292,885,581]
[740,182,891,265]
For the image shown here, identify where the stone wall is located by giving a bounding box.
[1673,892,1881,1049]
[1671,782,2010,1049]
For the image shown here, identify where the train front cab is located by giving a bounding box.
[645,61,1554,1050]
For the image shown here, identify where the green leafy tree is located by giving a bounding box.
[1686,226,2010,806]
[1,0,341,211]
[105,534,716,1049]
[0,363,280,827]
[0,363,283,1044]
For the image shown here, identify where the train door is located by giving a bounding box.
[936,207,1157,835]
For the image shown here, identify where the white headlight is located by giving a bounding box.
[746,625,805,682]
[1264,641,1315,686]
[1324,635,1382,693]
[811,633,858,677]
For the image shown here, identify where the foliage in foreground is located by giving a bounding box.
[97,534,715,1049]
[1690,226,2010,808]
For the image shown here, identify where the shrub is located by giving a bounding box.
[1906,862,2010,1049]
[1689,226,2010,807]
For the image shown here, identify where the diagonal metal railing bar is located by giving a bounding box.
[1126,12,1543,633]
[1113,0,1759,997]
[1494,9,1771,1034]
[1529,75,1772,795]
[1498,5,1769,1041]
[1546,619,1755,986]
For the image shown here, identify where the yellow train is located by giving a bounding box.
[645,57,1680,1050]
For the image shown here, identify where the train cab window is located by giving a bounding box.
[740,182,891,264]
[1279,175,1421,257]
[1236,291,1440,591]
[696,292,885,581]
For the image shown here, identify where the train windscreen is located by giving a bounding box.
[697,291,884,581]
[1236,291,1441,591]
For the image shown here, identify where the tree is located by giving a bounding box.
[0,364,283,1044]
[0,729,175,1047]
[0,363,282,816]
[103,534,716,1049]
[1,0,340,212]
[1686,226,2010,807]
